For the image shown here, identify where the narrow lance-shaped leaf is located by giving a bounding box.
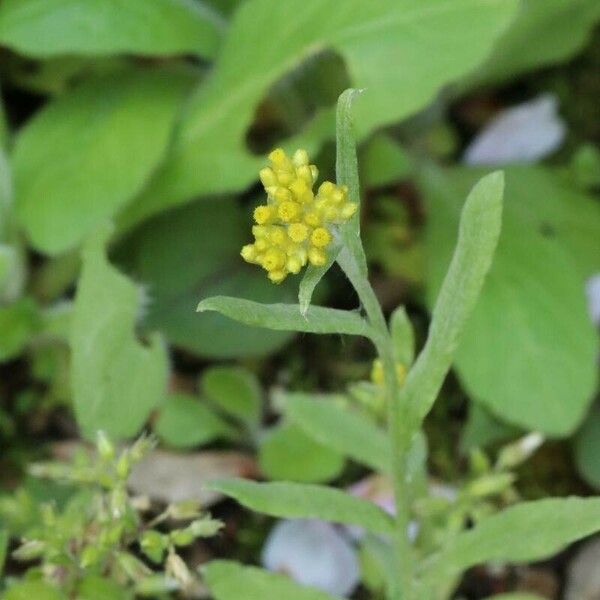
[424,497,600,579]
[284,393,390,472]
[197,296,373,339]
[390,306,415,366]
[204,561,339,600]
[207,479,394,534]
[404,171,504,423]
[71,226,168,440]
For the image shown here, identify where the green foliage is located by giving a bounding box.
[116,200,297,358]
[154,393,235,449]
[14,67,194,255]
[2,581,63,600]
[201,366,262,428]
[71,227,168,440]
[426,498,600,579]
[0,0,222,59]
[204,561,338,600]
[0,297,40,362]
[258,421,344,483]
[207,479,394,533]
[197,296,373,338]
[574,405,600,488]
[121,0,518,226]
[422,167,600,435]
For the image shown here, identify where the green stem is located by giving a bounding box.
[339,249,414,600]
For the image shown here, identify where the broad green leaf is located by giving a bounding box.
[0,297,40,362]
[201,366,262,427]
[2,581,64,600]
[71,226,168,440]
[461,404,521,453]
[285,393,389,471]
[362,134,411,187]
[154,393,235,449]
[115,199,296,359]
[204,560,339,600]
[0,0,222,59]
[406,171,504,423]
[121,0,518,226]
[197,297,373,339]
[208,479,394,533]
[259,421,344,483]
[77,576,133,600]
[574,405,600,489]
[389,306,415,366]
[14,67,194,255]
[473,0,600,85]
[428,497,600,578]
[422,167,600,435]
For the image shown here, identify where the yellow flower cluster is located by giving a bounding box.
[371,359,407,387]
[241,148,358,283]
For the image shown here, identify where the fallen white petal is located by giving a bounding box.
[464,94,566,166]
[262,519,360,597]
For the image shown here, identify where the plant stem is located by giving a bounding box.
[340,250,414,600]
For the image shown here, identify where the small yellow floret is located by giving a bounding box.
[286,256,304,274]
[304,211,321,227]
[288,223,309,243]
[253,205,273,225]
[241,244,257,263]
[308,247,327,266]
[269,148,287,165]
[341,203,358,219]
[292,149,309,167]
[268,270,287,284]
[274,187,292,203]
[278,201,300,223]
[262,249,286,272]
[259,167,277,189]
[268,226,287,245]
[310,227,332,248]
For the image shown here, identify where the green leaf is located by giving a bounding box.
[285,393,389,472]
[204,560,339,600]
[406,171,504,423]
[2,581,64,600]
[208,479,394,534]
[14,67,194,255]
[362,134,411,188]
[389,306,415,366]
[71,226,168,440]
[422,167,600,435]
[115,198,297,359]
[428,497,600,578]
[0,529,7,575]
[336,88,367,278]
[485,595,546,600]
[0,297,40,362]
[574,405,600,489]
[0,0,222,59]
[197,297,373,339]
[77,576,133,600]
[201,366,262,427]
[258,421,345,483]
[121,0,518,226]
[461,404,521,453]
[154,393,235,449]
[473,0,600,85]
[298,246,340,317]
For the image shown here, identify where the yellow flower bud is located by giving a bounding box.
[253,205,273,225]
[288,223,309,243]
[304,211,321,227]
[341,202,358,219]
[269,148,287,166]
[292,148,309,167]
[259,167,277,189]
[286,255,303,274]
[278,201,301,223]
[308,247,327,266]
[274,187,292,203]
[262,249,286,272]
[268,269,287,283]
[240,244,257,263]
[310,227,332,248]
[268,226,287,246]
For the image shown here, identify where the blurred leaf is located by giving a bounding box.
[427,498,600,579]
[389,306,415,367]
[208,479,394,533]
[122,0,518,226]
[474,0,600,85]
[362,135,411,188]
[0,529,7,575]
[422,166,600,435]
[154,393,235,449]
[14,66,194,255]
[486,595,545,600]
[2,581,64,600]
[201,366,261,427]
[197,297,373,338]
[258,422,344,483]
[574,405,600,489]
[461,404,522,453]
[116,199,296,359]
[285,393,389,471]
[0,0,222,58]
[71,226,168,440]
[0,297,41,362]
[77,576,133,600]
[407,171,504,423]
[204,560,339,600]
